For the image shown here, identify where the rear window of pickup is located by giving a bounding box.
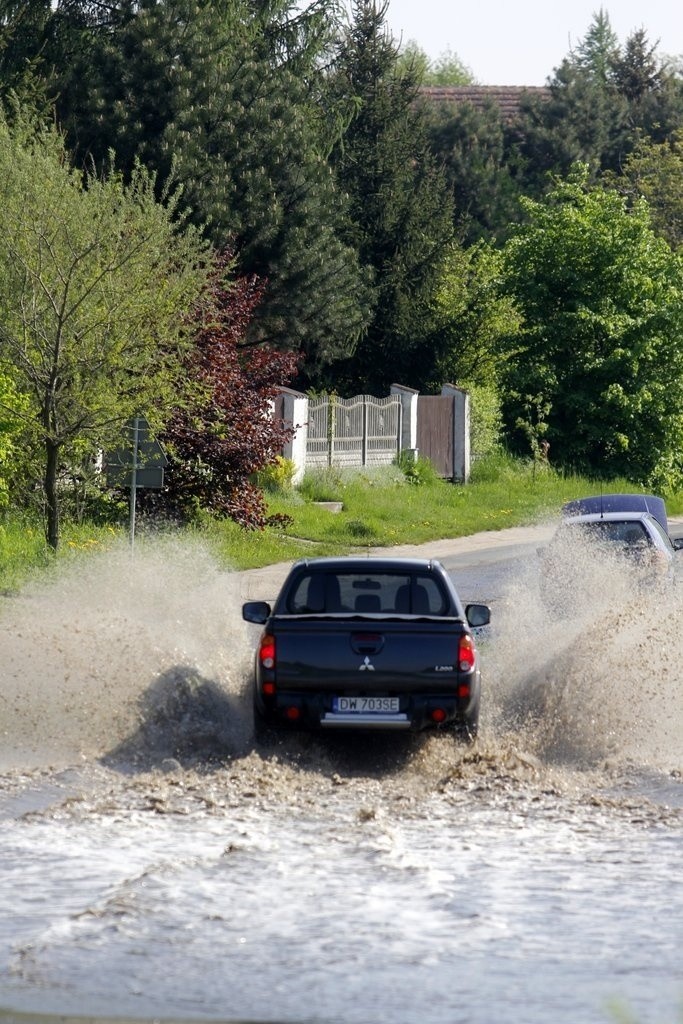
[284,572,448,616]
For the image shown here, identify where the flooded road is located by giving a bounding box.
[0,533,681,1024]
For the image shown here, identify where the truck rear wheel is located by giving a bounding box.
[253,697,279,745]
[444,702,479,743]
[458,715,479,743]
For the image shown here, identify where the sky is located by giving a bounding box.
[384,0,682,86]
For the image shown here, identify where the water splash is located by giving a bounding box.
[488,532,683,772]
[0,537,251,770]
[2,530,681,786]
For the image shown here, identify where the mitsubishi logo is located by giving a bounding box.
[359,656,375,671]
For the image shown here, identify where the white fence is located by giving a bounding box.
[306,394,402,468]
[277,384,469,484]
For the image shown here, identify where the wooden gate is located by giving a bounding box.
[417,395,454,478]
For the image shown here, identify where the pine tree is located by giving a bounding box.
[423,96,521,245]
[0,0,59,113]
[515,56,630,190]
[326,0,454,393]
[47,0,372,376]
[572,7,620,84]
[611,28,683,144]
[516,16,683,193]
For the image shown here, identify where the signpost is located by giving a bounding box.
[105,417,168,551]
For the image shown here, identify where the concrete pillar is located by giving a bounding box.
[278,388,308,485]
[441,383,470,482]
[390,383,418,457]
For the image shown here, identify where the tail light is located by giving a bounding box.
[259,633,276,670]
[458,634,476,672]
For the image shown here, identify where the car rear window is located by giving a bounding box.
[553,520,651,549]
[285,572,448,615]
[578,521,650,546]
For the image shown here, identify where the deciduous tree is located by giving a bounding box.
[500,164,683,488]
[427,242,519,390]
[397,42,474,86]
[0,116,209,549]
[158,256,300,528]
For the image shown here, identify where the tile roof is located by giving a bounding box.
[419,85,551,120]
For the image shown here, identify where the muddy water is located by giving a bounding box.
[0,535,681,1024]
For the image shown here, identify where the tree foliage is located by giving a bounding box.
[397,42,474,86]
[516,15,683,195]
[571,7,620,83]
[0,115,209,548]
[427,242,519,391]
[158,256,300,528]
[604,129,683,250]
[46,0,371,377]
[515,59,630,191]
[326,0,454,393]
[2,2,683,508]
[500,165,683,488]
[423,96,521,244]
[0,362,30,508]
[0,0,53,111]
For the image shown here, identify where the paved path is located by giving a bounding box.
[237,522,558,600]
[238,515,683,601]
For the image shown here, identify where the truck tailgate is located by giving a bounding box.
[271,615,463,693]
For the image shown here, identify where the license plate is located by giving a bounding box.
[333,696,400,713]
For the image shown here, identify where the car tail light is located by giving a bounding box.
[431,708,447,723]
[458,635,476,672]
[285,706,301,721]
[259,633,276,670]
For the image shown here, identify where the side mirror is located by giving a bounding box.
[465,603,491,628]
[242,600,271,624]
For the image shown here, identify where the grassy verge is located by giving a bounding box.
[3,453,682,586]
[206,453,683,568]
[0,518,123,594]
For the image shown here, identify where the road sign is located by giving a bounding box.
[104,417,169,552]
[105,417,168,489]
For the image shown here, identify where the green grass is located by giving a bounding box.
[214,453,682,568]
[3,453,683,584]
[0,518,123,594]
[257,455,660,556]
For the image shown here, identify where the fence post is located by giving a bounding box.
[362,397,368,466]
[441,383,470,482]
[279,388,308,484]
[327,395,335,466]
[390,384,418,458]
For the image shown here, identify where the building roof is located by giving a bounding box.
[419,85,550,120]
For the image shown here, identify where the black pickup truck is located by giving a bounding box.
[242,556,490,739]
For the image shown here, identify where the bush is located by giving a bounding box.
[396,452,440,486]
[254,456,296,493]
